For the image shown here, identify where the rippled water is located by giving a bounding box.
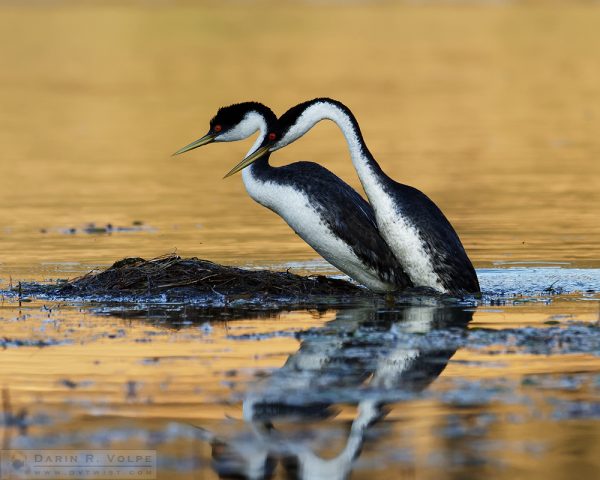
[2,289,600,479]
[1,2,599,479]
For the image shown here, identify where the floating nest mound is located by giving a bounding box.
[56,254,364,300]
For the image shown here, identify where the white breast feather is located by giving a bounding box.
[367,177,446,292]
[241,167,394,293]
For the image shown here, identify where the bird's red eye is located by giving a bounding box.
[268,132,276,141]
[214,125,222,133]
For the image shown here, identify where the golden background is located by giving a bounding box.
[1,1,599,280]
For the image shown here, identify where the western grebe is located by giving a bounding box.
[174,102,411,293]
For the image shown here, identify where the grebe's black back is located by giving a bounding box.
[174,102,411,293]
[241,99,480,295]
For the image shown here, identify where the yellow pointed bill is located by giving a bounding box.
[172,133,216,156]
[223,146,270,178]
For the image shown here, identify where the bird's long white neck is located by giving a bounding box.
[247,127,268,159]
[229,112,268,186]
[277,102,385,195]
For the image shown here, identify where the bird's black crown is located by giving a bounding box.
[209,102,277,134]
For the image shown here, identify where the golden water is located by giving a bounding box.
[2,298,599,479]
[1,2,600,479]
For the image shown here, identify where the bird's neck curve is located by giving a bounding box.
[239,114,271,187]
[288,102,386,183]
[239,112,269,159]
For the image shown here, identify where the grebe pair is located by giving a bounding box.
[174,99,480,295]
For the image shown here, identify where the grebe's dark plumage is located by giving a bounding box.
[211,103,406,287]
[256,98,480,295]
[381,182,480,294]
[174,102,411,293]
[247,158,409,290]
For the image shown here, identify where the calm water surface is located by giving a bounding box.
[0,2,599,479]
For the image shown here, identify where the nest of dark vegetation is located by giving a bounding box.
[56,254,364,299]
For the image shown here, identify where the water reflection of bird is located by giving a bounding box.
[243,99,480,295]
[174,102,411,293]
[202,305,474,479]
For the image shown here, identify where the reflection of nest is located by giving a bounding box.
[59,254,363,298]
